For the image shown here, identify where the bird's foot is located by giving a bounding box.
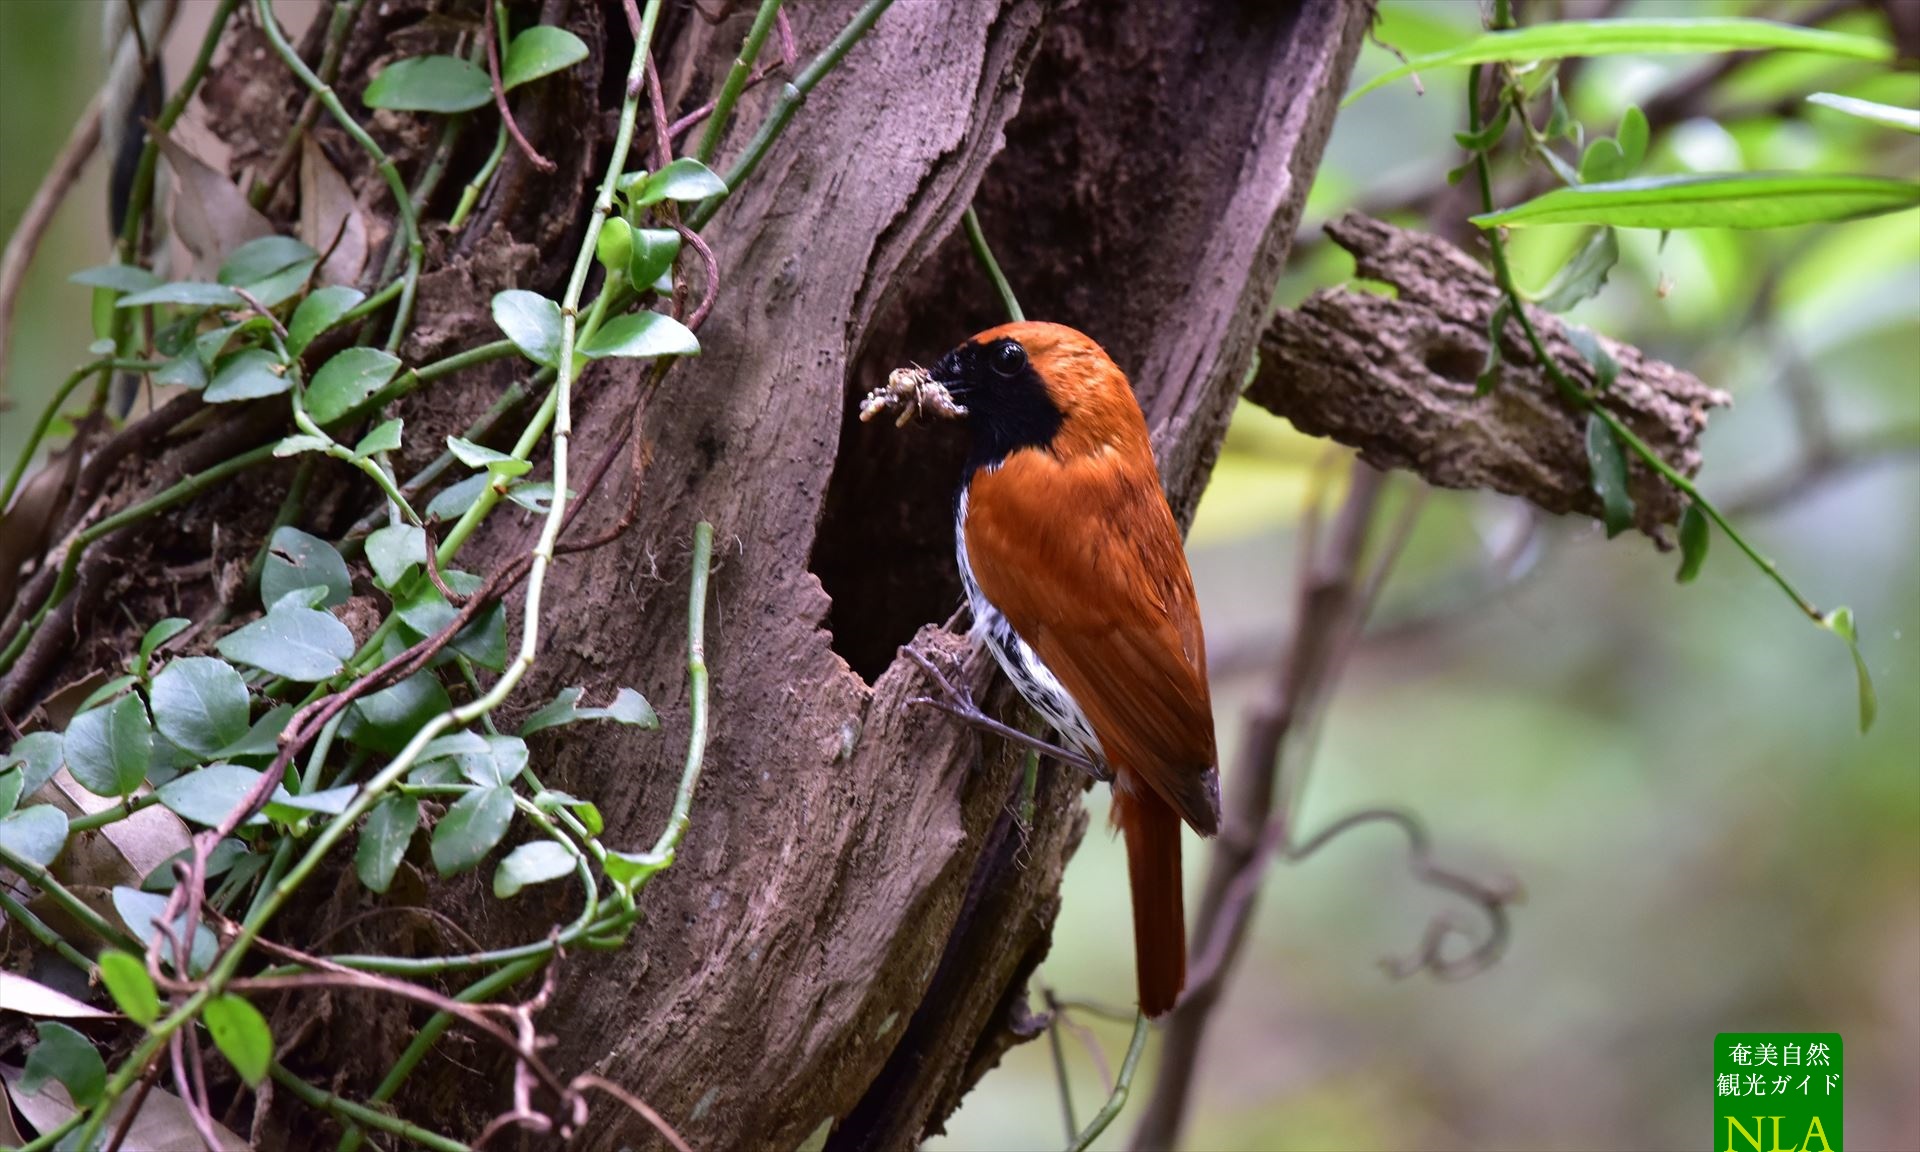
[899,644,1112,784]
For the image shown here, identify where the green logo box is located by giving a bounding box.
[1715,1033,1842,1152]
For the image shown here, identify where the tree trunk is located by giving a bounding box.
[0,0,1369,1147]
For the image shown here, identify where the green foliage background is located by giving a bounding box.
[1,1,1914,1149]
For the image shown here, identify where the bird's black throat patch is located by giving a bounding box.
[932,336,1063,482]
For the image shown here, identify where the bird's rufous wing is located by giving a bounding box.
[964,449,1220,835]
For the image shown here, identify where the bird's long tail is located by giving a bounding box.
[1115,785,1185,1017]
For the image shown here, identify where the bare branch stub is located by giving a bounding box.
[1246,212,1731,542]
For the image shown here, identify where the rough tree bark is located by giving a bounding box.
[0,0,1370,1147]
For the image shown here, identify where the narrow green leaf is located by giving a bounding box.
[1821,607,1878,732]
[1585,412,1636,538]
[287,284,366,355]
[1808,92,1920,134]
[111,886,217,974]
[0,804,68,869]
[430,786,515,875]
[533,790,603,836]
[634,157,727,206]
[216,591,355,681]
[628,228,681,289]
[71,263,161,293]
[447,436,533,477]
[426,472,488,521]
[363,55,492,113]
[64,694,152,797]
[1472,172,1920,230]
[150,656,251,758]
[1476,299,1511,397]
[1545,80,1575,141]
[577,311,700,360]
[78,674,140,713]
[218,236,317,288]
[203,995,273,1086]
[602,847,667,889]
[157,763,264,827]
[491,289,563,367]
[97,950,160,1027]
[1617,105,1649,169]
[356,793,419,894]
[21,1022,106,1108]
[117,281,243,309]
[306,346,403,425]
[262,526,354,609]
[502,25,589,90]
[494,840,576,897]
[1345,18,1893,105]
[1676,501,1710,583]
[263,784,357,823]
[213,705,295,760]
[0,771,20,819]
[366,524,428,589]
[274,434,332,457]
[1567,325,1621,390]
[1453,103,1512,151]
[139,618,193,668]
[1535,227,1620,312]
[578,687,658,728]
[354,418,404,459]
[0,731,63,797]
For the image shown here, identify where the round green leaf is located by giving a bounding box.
[356,793,419,894]
[215,593,355,682]
[494,840,576,897]
[628,228,681,291]
[157,763,264,828]
[457,735,529,788]
[261,527,354,609]
[577,311,699,360]
[112,886,218,975]
[97,950,160,1027]
[430,786,514,876]
[205,349,291,403]
[203,994,273,1087]
[306,346,403,426]
[633,157,727,207]
[150,656,250,758]
[491,289,563,366]
[0,804,69,869]
[1,731,64,797]
[502,26,589,90]
[363,55,492,113]
[63,694,152,797]
[21,1021,106,1109]
[342,671,452,755]
[365,524,427,589]
[596,216,633,275]
[287,285,367,355]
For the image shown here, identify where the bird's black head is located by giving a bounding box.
[930,332,1063,479]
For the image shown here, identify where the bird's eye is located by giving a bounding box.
[990,341,1027,377]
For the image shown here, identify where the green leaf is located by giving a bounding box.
[628,228,681,291]
[426,472,489,521]
[1806,92,1920,134]
[78,674,140,714]
[1544,80,1575,141]
[64,694,152,797]
[1584,413,1635,539]
[203,995,273,1086]
[287,284,366,355]
[306,346,404,426]
[1453,103,1511,151]
[0,804,68,868]
[1566,325,1621,390]
[1676,502,1710,584]
[262,527,354,609]
[263,784,357,823]
[142,838,249,892]
[214,705,295,760]
[1577,137,1627,185]
[1472,173,1920,230]
[520,686,659,735]
[21,1021,106,1108]
[149,656,251,758]
[602,847,667,888]
[112,886,217,974]
[97,950,160,1026]
[356,793,418,894]
[355,418,404,459]
[366,524,428,589]
[0,770,20,819]
[494,840,576,897]
[157,763,264,827]
[431,786,515,875]
[447,436,533,477]
[597,216,634,275]
[117,281,243,309]
[218,236,318,288]
[342,671,452,754]
[1,731,63,797]
[502,25,589,89]
[491,289,563,367]
[1476,298,1510,397]
[363,55,492,113]
[138,618,193,671]
[578,311,699,360]
[505,481,563,513]
[633,157,728,206]
[154,352,208,390]
[205,349,290,403]
[216,590,355,681]
[1616,105,1649,170]
[274,434,332,457]
[1345,18,1893,104]
[1821,607,1877,732]
[1535,227,1619,312]
[533,790,603,836]
[458,735,529,788]
[72,263,162,292]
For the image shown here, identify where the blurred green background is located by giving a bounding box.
[3,2,1915,1150]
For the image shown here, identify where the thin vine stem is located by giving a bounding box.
[1066,1012,1149,1152]
[963,205,1024,323]
[694,0,783,164]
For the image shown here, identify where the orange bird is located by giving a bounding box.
[926,321,1220,1017]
